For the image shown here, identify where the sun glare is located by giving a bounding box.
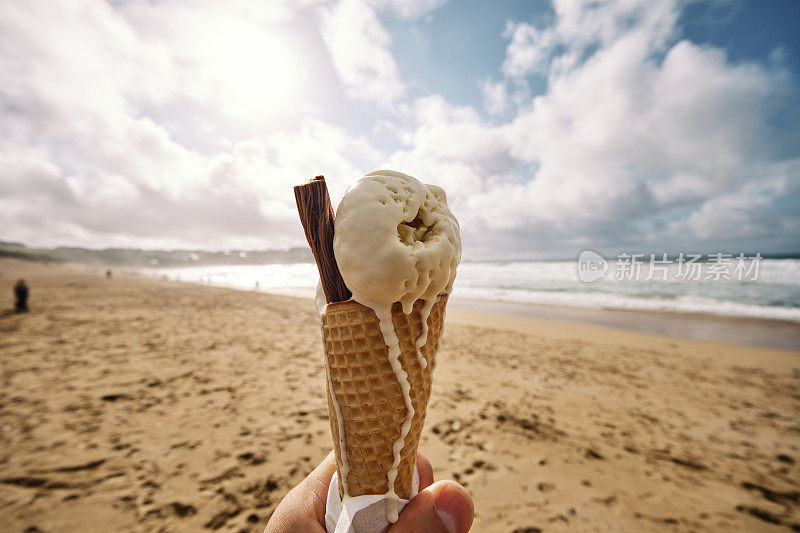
[199,19,301,120]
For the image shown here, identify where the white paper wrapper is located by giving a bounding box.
[325,467,420,533]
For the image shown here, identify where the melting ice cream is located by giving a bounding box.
[327,169,461,521]
[333,170,461,313]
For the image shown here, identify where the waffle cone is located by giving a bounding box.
[321,294,448,499]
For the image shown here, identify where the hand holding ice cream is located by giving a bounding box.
[265,451,474,533]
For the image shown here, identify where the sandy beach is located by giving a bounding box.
[1,258,799,532]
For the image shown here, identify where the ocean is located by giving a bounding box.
[148,257,800,323]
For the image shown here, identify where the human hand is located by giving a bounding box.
[265,451,474,533]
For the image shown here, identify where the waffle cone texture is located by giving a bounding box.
[321,294,448,499]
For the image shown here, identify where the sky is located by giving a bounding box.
[1,0,799,259]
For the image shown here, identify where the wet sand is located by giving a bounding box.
[448,297,800,352]
[1,259,799,532]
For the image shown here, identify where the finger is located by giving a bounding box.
[265,451,336,533]
[388,480,474,533]
[416,452,434,490]
[302,450,337,526]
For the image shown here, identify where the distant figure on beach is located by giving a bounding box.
[106,270,112,279]
[14,279,29,313]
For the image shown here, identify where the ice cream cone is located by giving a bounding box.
[321,294,448,499]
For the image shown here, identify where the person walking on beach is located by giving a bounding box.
[14,279,29,313]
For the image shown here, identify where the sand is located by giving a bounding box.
[1,258,799,532]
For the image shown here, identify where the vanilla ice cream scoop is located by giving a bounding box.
[333,170,461,314]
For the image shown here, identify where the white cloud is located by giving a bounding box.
[481,80,509,115]
[503,0,681,79]
[671,159,800,242]
[320,0,405,105]
[493,32,793,248]
[380,0,448,18]
[0,117,381,249]
[502,21,555,77]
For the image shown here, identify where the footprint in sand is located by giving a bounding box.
[143,501,198,520]
[236,451,266,465]
[204,490,242,530]
[537,482,555,493]
[451,459,497,487]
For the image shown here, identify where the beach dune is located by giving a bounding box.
[1,259,799,532]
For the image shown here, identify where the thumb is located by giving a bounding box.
[388,480,474,533]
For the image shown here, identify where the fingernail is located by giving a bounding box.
[434,483,473,533]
